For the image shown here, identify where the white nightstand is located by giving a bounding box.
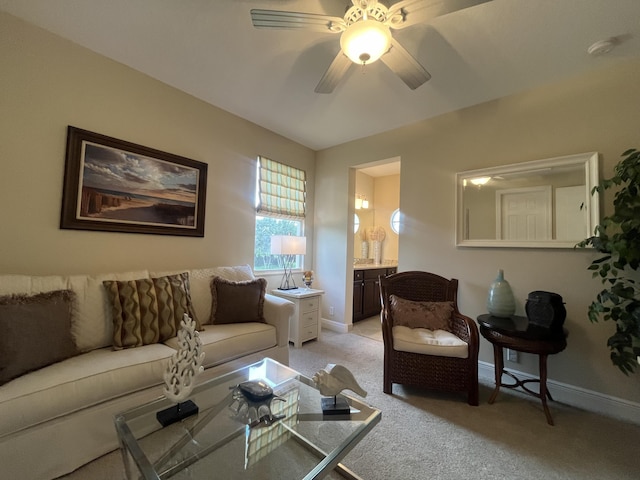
[271,288,324,348]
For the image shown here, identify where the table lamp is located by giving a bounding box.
[270,235,306,290]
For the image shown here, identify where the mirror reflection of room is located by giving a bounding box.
[456,152,599,247]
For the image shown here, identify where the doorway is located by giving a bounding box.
[351,158,401,325]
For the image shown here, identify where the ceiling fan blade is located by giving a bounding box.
[380,38,431,90]
[387,0,492,29]
[315,51,352,94]
[251,9,346,33]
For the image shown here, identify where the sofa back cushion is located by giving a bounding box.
[151,265,256,325]
[0,266,256,356]
[67,270,150,351]
[103,273,199,349]
[0,270,149,352]
[0,274,69,295]
[0,290,78,385]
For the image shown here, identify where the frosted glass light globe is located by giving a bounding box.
[340,20,391,65]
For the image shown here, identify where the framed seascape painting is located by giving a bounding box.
[60,126,207,237]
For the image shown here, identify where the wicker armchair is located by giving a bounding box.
[379,271,479,405]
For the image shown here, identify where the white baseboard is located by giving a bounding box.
[321,317,351,333]
[318,322,640,425]
[478,361,640,425]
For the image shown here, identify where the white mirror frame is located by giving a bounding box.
[456,152,600,248]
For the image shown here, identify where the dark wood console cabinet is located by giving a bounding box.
[353,267,397,322]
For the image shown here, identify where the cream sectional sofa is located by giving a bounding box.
[0,265,294,480]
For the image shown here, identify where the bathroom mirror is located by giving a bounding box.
[456,152,599,248]
[354,209,374,258]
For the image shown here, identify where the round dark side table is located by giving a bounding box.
[477,314,568,425]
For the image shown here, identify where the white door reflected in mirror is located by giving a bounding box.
[456,152,599,248]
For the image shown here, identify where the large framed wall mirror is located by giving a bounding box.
[456,152,599,248]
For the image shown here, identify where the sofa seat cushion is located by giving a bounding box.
[0,343,174,435]
[392,325,468,358]
[165,322,276,369]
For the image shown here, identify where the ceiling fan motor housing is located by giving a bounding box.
[345,0,389,25]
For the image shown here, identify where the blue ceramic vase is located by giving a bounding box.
[486,269,516,318]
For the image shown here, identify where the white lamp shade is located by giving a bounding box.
[270,235,307,255]
[340,20,391,65]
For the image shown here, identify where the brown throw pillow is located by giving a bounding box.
[389,295,453,331]
[209,276,267,325]
[103,272,199,350]
[0,290,78,386]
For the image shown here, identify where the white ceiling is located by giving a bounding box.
[359,160,401,177]
[2,0,639,150]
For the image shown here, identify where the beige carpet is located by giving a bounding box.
[60,327,640,479]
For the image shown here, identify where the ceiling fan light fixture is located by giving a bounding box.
[340,19,391,65]
[470,176,491,186]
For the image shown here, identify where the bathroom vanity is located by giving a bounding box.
[353,265,397,322]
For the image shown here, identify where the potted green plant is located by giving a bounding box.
[577,148,640,375]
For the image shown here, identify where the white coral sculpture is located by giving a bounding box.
[163,314,205,404]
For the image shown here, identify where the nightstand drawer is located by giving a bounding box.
[300,297,319,313]
[300,326,317,342]
[301,311,318,327]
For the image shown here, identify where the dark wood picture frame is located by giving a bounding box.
[60,126,207,237]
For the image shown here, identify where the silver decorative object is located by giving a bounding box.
[163,314,205,403]
[229,380,286,428]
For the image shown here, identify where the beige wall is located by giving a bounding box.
[315,59,640,404]
[0,12,315,284]
[2,10,639,408]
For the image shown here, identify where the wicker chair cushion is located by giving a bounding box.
[392,326,468,358]
[389,295,453,330]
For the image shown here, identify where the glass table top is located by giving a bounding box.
[114,358,381,480]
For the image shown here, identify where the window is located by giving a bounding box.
[390,208,400,234]
[354,213,360,234]
[254,156,306,271]
[254,216,302,271]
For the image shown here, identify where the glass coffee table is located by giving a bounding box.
[114,358,381,479]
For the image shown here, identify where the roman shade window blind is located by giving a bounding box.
[257,156,306,218]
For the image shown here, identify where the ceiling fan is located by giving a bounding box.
[250,0,490,93]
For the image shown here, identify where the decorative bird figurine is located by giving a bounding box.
[312,364,367,398]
